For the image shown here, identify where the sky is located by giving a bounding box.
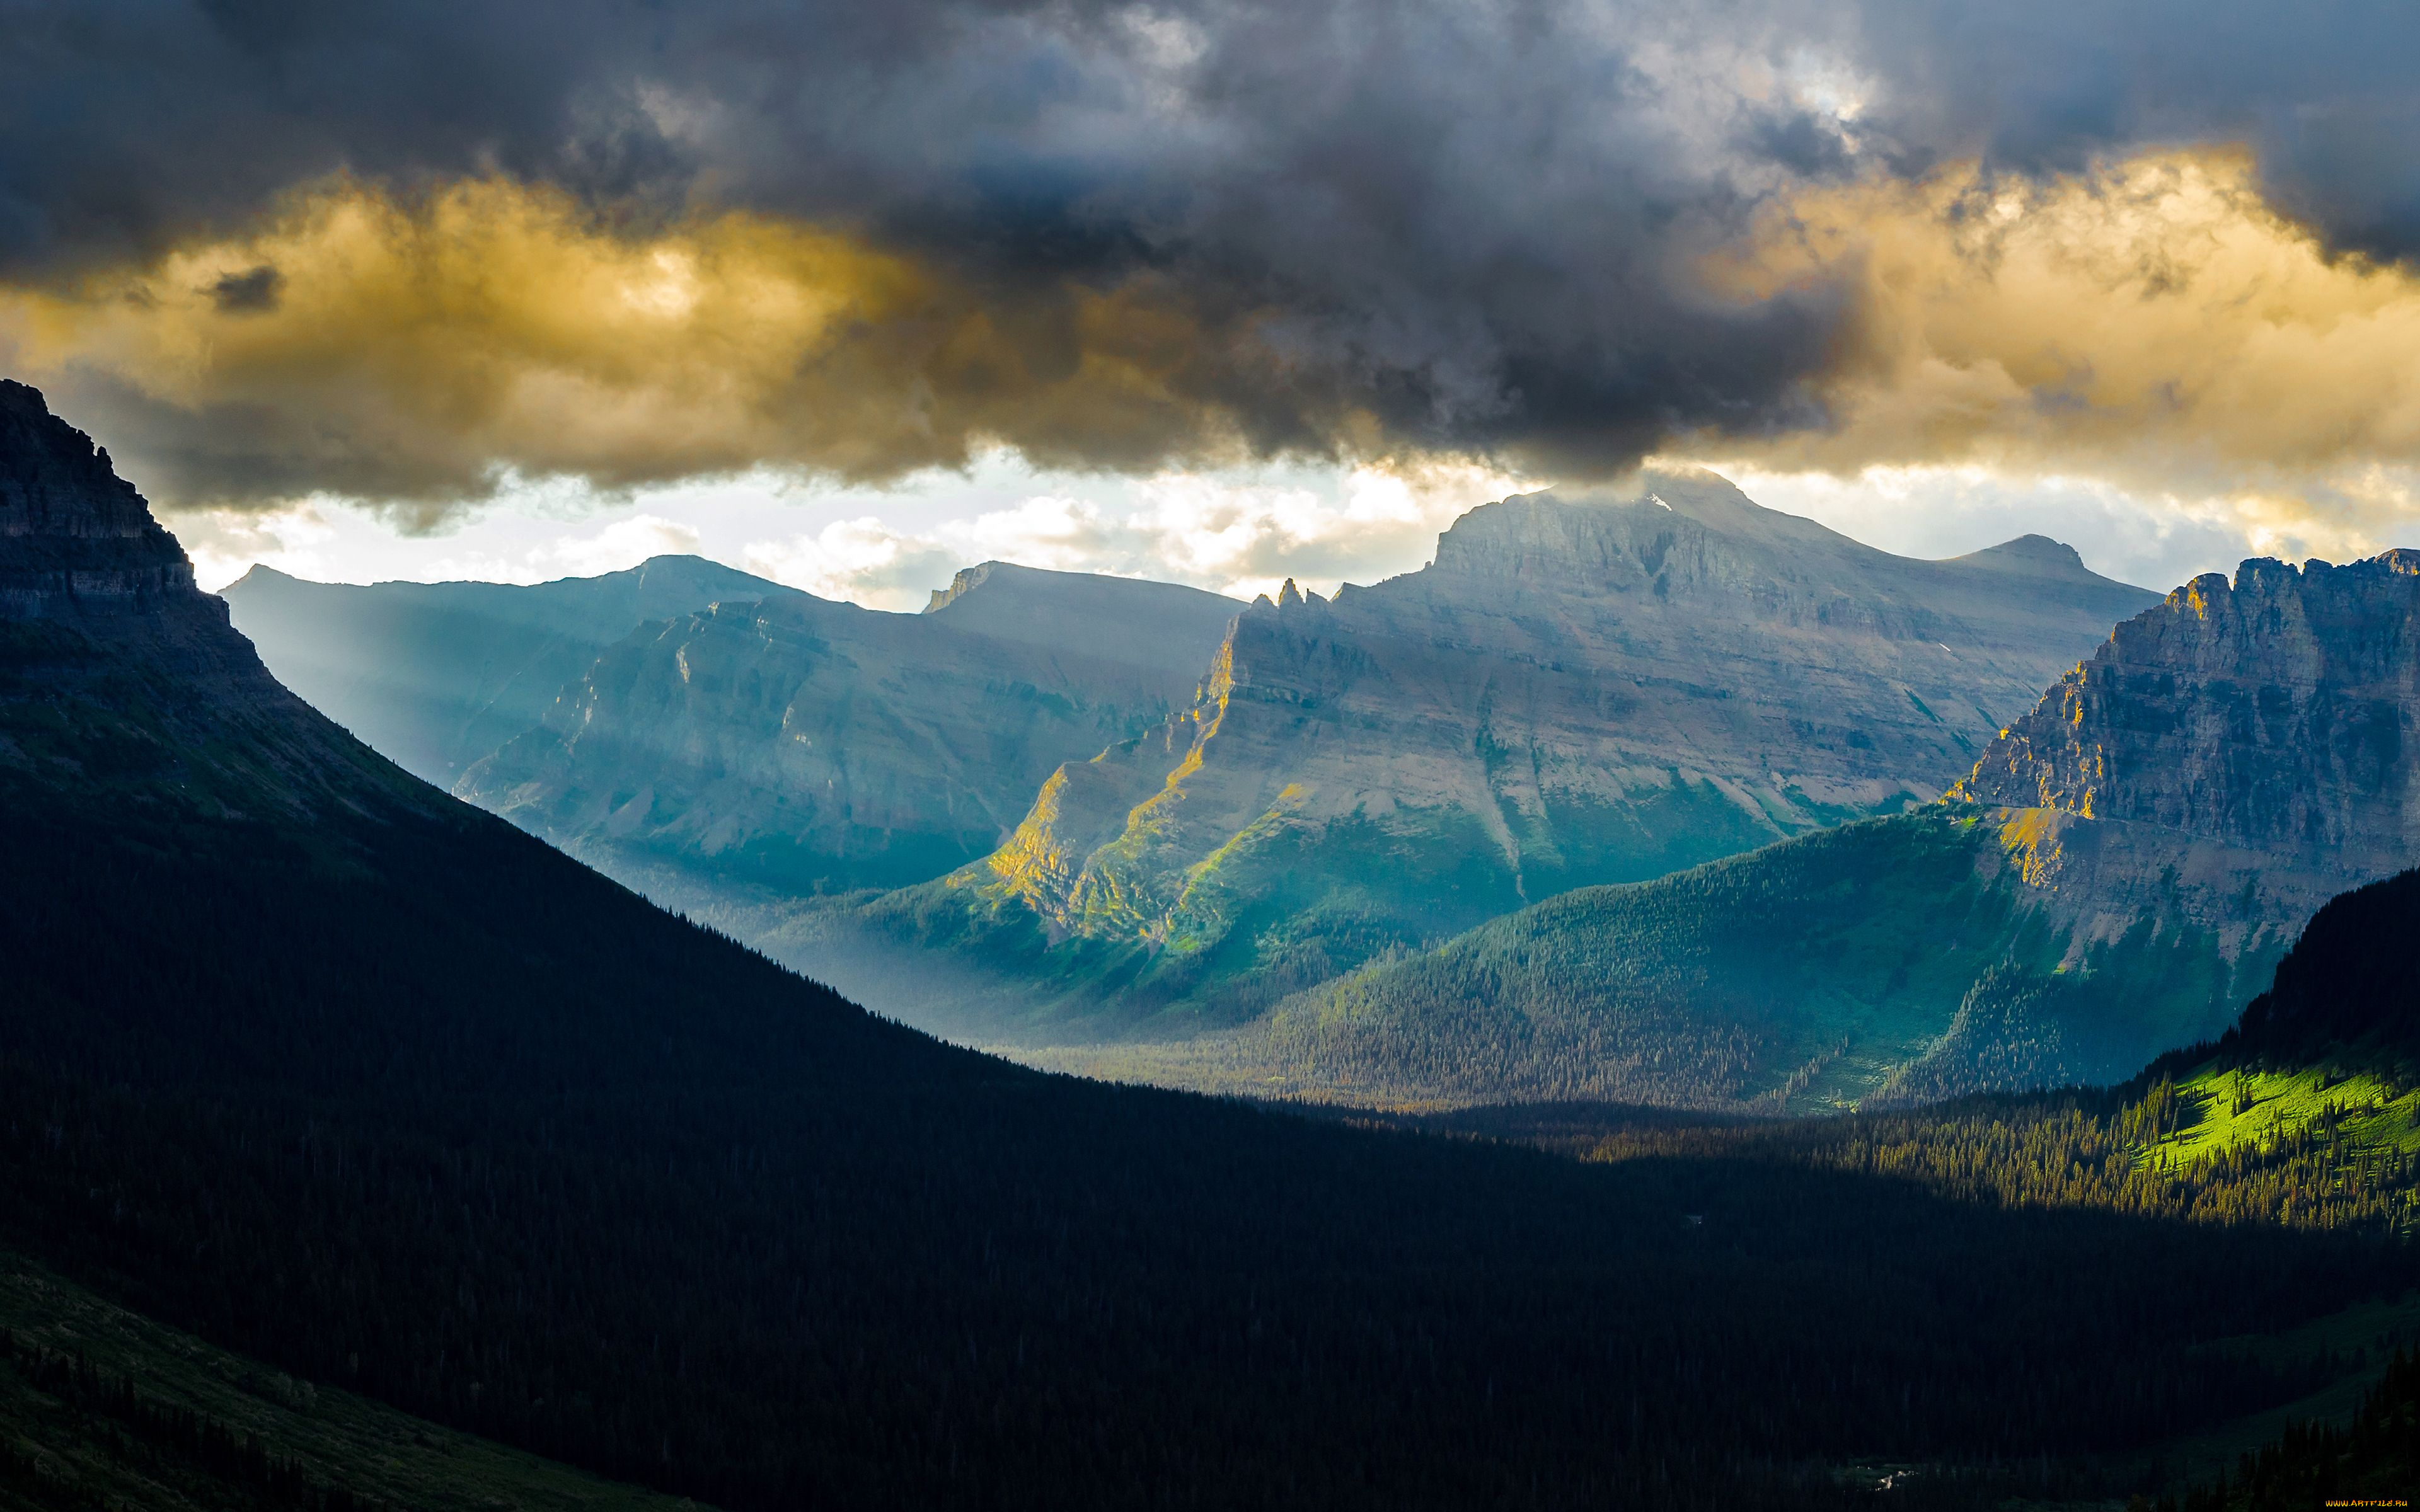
[11,2,2420,607]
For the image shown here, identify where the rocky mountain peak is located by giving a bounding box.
[1947,535,2094,579]
[1,380,155,538]
[0,379,198,619]
[1953,550,2420,870]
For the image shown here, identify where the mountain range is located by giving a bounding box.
[831,471,2153,1036]
[455,559,1242,893]
[241,466,2150,1043]
[18,376,2407,1508]
[1085,551,2420,1111]
[180,430,2420,1112]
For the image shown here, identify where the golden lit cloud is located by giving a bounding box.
[0,177,1280,518]
[18,150,2420,572]
[1697,148,2420,552]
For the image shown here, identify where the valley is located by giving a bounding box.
[201,427,2420,1121]
[1030,553,2420,1110]
[230,466,2175,1075]
[220,455,2420,1116]
[8,377,2420,1508]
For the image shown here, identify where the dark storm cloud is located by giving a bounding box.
[4,0,2419,503]
[1841,0,2420,259]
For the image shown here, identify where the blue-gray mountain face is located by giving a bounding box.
[822,471,2156,1037]
[229,556,1245,896]
[223,558,794,787]
[455,563,1250,894]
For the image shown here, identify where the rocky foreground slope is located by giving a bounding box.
[1124,552,2420,1109]
[837,469,2152,1037]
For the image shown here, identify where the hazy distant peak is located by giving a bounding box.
[913,559,1243,679]
[1468,467,1874,564]
[224,554,786,600]
[629,553,748,578]
[1431,472,1881,588]
[924,559,1240,617]
[1943,535,2100,581]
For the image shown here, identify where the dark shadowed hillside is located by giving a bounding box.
[2184,867,2420,1082]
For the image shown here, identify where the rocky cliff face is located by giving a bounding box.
[1179,549,2420,1111]
[457,565,1243,894]
[1958,554,2420,880]
[916,546,2420,1101]
[859,469,2155,1038]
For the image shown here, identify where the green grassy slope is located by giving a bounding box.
[0,1256,688,1512]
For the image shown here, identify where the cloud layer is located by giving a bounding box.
[8,0,2420,535]
[0,176,1290,519]
[1698,149,2420,556]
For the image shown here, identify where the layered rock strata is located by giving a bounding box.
[1,379,200,621]
[1957,552,2420,898]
